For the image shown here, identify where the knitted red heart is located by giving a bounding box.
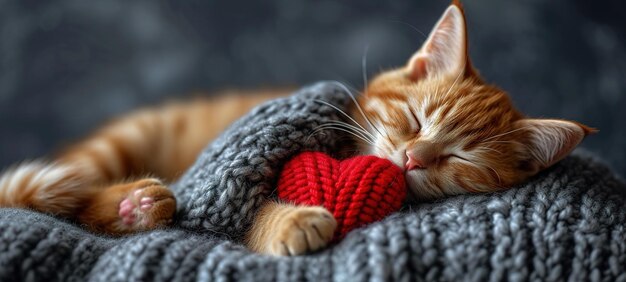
[277,152,406,239]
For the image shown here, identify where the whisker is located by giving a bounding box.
[480,140,520,146]
[485,165,503,187]
[455,155,503,190]
[482,126,534,142]
[328,81,387,141]
[310,125,374,146]
[320,121,375,141]
[427,61,466,123]
[386,19,428,40]
[313,99,372,137]
[305,128,367,147]
[335,80,361,94]
[332,78,397,147]
[443,61,467,98]
[434,71,449,117]
[477,146,504,155]
[315,122,375,144]
[310,125,390,154]
[362,45,370,90]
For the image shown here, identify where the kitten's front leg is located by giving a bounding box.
[246,200,337,256]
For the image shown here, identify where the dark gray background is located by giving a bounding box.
[0,0,624,176]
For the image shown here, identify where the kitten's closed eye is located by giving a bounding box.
[445,154,471,164]
[439,154,461,162]
[356,4,592,200]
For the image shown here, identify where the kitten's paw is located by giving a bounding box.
[117,179,176,231]
[268,206,336,256]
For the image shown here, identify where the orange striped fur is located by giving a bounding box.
[0,2,593,256]
[356,3,594,200]
[0,91,287,234]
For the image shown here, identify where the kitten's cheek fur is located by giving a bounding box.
[405,174,435,200]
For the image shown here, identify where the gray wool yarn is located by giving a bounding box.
[1,82,625,282]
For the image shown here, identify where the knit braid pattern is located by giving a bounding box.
[1,82,626,281]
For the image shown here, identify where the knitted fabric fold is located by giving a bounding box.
[171,82,349,237]
[1,81,625,281]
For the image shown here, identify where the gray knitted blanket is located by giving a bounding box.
[1,82,625,282]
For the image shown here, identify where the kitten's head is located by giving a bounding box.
[357,2,594,200]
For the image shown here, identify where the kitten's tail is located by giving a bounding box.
[0,161,95,216]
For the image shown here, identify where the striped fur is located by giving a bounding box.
[354,3,594,200]
[0,2,593,256]
[0,162,95,216]
[0,91,286,234]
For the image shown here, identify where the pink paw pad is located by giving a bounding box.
[119,198,136,225]
[140,197,154,211]
[118,189,155,226]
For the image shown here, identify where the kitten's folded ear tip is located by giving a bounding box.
[578,123,598,135]
[451,0,463,9]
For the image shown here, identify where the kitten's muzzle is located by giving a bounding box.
[405,141,442,170]
[405,154,427,170]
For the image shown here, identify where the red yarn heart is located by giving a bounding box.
[277,152,406,239]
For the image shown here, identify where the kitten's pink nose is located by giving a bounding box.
[405,142,441,170]
[405,154,426,170]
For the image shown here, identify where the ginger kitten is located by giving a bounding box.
[0,1,592,256]
[357,3,594,201]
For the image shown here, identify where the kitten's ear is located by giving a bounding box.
[516,119,596,170]
[406,3,470,81]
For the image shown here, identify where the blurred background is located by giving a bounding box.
[0,0,624,176]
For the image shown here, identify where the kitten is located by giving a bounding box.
[0,1,592,256]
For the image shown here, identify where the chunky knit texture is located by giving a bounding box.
[277,152,406,239]
[1,82,625,281]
